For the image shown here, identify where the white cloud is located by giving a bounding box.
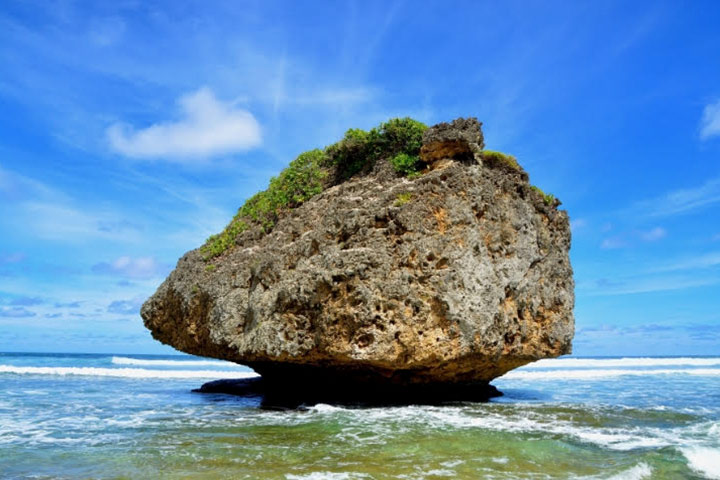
[92,256,169,279]
[700,99,720,140]
[107,87,261,160]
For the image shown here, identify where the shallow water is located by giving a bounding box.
[1,353,719,479]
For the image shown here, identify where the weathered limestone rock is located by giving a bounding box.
[142,117,574,397]
[420,117,484,167]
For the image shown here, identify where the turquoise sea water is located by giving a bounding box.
[1,353,719,479]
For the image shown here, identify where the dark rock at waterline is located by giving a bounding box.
[193,376,502,409]
[192,377,265,397]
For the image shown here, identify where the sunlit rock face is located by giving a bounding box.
[142,118,574,396]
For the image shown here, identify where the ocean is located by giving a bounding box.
[1,353,719,479]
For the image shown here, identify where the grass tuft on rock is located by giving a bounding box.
[201,118,428,260]
[481,150,521,172]
[201,149,327,259]
[531,185,556,206]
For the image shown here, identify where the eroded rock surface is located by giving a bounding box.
[420,117,484,167]
[142,117,574,394]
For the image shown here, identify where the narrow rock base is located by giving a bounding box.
[193,375,502,409]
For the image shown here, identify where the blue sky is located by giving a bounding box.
[1,0,719,356]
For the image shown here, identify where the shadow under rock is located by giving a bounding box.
[192,377,503,410]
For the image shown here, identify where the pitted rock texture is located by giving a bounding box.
[142,118,574,387]
[420,117,484,167]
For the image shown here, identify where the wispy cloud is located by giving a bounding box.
[600,236,627,249]
[8,296,43,307]
[700,99,720,140]
[0,306,36,318]
[54,301,82,308]
[583,247,720,296]
[639,226,666,241]
[92,256,169,280]
[577,322,720,339]
[107,297,144,315]
[652,251,720,273]
[600,226,666,249]
[107,87,261,161]
[633,177,720,217]
[0,253,25,264]
[22,202,137,242]
[570,218,587,232]
[0,164,143,244]
[582,264,720,295]
[0,165,54,203]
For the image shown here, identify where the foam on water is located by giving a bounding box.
[286,473,371,480]
[524,357,720,368]
[3,353,720,478]
[0,365,260,379]
[308,404,345,413]
[111,356,237,367]
[300,404,717,453]
[501,368,720,380]
[587,463,653,480]
[681,447,720,479]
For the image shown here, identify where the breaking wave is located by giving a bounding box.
[111,356,237,367]
[596,463,653,480]
[524,357,720,368]
[0,365,259,379]
[501,368,720,380]
[681,446,720,479]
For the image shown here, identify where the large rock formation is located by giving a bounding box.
[142,117,574,402]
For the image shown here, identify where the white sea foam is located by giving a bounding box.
[523,357,720,369]
[286,473,371,480]
[606,463,652,480]
[500,368,720,380]
[420,469,455,477]
[578,463,653,480]
[681,447,720,479]
[309,403,345,413]
[111,356,238,367]
[325,405,706,452]
[0,365,260,379]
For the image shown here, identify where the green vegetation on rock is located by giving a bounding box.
[481,150,521,171]
[394,192,413,207]
[325,117,428,179]
[324,128,372,179]
[201,117,428,260]
[531,185,556,206]
[201,118,555,261]
[390,153,422,176]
